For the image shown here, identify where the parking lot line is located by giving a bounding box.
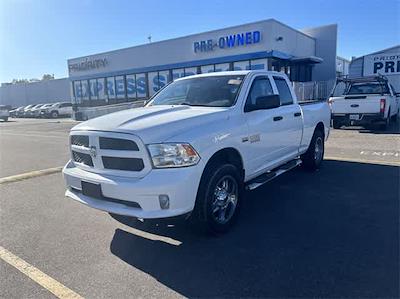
[0,246,83,299]
[324,155,400,166]
[0,132,66,139]
[0,167,63,184]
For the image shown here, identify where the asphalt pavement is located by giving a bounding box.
[0,117,399,298]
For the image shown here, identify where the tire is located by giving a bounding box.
[332,119,341,129]
[301,128,324,171]
[380,109,390,130]
[191,163,243,234]
[51,111,59,118]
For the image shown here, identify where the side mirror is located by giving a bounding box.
[246,95,280,112]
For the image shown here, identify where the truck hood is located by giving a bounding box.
[71,105,230,144]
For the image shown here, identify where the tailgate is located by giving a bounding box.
[331,95,382,114]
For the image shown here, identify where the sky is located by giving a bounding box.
[0,0,399,83]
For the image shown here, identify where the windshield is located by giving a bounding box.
[42,104,53,108]
[347,82,389,95]
[148,75,245,107]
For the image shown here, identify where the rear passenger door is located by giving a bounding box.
[271,76,303,159]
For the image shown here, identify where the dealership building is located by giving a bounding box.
[349,45,400,91]
[67,19,338,119]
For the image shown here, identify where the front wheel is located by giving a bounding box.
[192,163,243,234]
[301,129,325,171]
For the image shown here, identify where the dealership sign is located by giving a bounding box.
[363,53,400,76]
[194,31,261,53]
[68,58,108,73]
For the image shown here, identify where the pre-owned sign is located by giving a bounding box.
[363,53,400,76]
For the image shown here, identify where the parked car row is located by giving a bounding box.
[9,102,73,118]
[0,105,10,121]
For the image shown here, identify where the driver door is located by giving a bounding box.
[243,75,286,176]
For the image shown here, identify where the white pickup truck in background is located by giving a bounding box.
[329,76,399,130]
[63,71,331,234]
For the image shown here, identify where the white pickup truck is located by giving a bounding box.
[63,71,330,233]
[330,76,399,129]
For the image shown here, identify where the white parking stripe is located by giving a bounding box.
[0,132,66,139]
[0,167,63,184]
[0,246,83,299]
[325,156,400,166]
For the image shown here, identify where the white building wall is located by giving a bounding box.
[0,78,71,107]
[68,19,316,80]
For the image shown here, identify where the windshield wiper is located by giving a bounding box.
[179,102,207,107]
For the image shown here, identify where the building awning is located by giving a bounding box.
[290,56,323,64]
[265,50,323,64]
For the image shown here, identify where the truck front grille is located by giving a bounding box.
[99,137,139,151]
[102,156,144,171]
[69,132,150,177]
[72,151,93,166]
[71,135,89,147]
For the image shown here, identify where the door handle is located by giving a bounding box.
[273,116,283,121]
[294,112,301,117]
[350,104,359,107]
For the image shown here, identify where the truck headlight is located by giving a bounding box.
[147,143,200,168]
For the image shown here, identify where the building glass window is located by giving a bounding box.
[158,70,170,90]
[136,73,147,98]
[115,75,126,100]
[172,68,185,81]
[184,67,197,77]
[81,80,89,105]
[97,78,106,100]
[126,74,137,99]
[89,79,98,100]
[215,63,230,72]
[106,77,116,102]
[201,65,215,73]
[148,72,159,96]
[233,60,250,71]
[73,81,82,103]
[250,58,268,70]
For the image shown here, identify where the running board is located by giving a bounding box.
[246,159,302,190]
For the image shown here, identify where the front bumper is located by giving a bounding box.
[62,160,203,219]
[332,113,386,125]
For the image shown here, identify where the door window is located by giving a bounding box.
[245,77,274,111]
[273,77,293,105]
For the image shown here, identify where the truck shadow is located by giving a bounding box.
[109,160,399,298]
[337,120,400,134]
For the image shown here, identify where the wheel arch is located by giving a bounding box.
[204,147,245,180]
[315,121,325,138]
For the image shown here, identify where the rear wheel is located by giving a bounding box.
[380,109,391,130]
[192,163,243,234]
[51,111,59,118]
[301,128,324,171]
[332,119,341,129]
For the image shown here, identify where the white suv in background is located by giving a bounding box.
[40,102,73,118]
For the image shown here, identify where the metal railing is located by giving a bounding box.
[293,80,335,102]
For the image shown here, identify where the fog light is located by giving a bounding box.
[159,194,170,209]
